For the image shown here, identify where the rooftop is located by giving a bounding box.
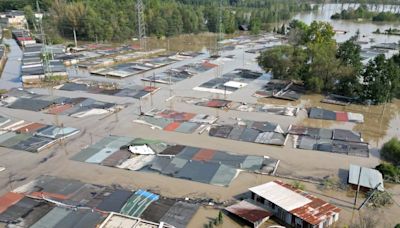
[348,164,384,191]
[225,200,271,224]
[249,181,312,211]
[249,180,341,225]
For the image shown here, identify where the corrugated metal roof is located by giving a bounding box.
[225,200,271,223]
[30,207,71,228]
[250,181,341,225]
[249,181,312,211]
[0,192,24,214]
[348,164,384,191]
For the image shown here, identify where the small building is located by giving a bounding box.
[225,200,271,228]
[0,10,26,28]
[348,164,384,192]
[249,180,340,228]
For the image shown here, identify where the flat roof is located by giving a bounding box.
[249,181,312,211]
[349,164,384,191]
[99,212,173,228]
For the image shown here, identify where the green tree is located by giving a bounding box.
[249,16,261,35]
[287,19,309,45]
[65,2,86,47]
[258,45,308,80]
[335,36,363,97]
[336,36,362,72]
[375,162,400,183]
[306,42,340,92]
[305,21,335,45]
[362,55,400,104]
[381,138,400,165]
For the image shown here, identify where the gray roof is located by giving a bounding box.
[348,164,384,191]
[8,98,53,111]
[160,202,199,228]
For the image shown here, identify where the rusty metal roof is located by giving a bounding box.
[225,200,271,224]
[0,192,24,213]
[276,180,341,225]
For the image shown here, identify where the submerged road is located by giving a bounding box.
[0,39,22,89]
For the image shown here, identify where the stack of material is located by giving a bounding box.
[72,136,280,186]
[194,69,263,94]
[254,80,305,101]
[57,81,160,99]
[142,61,218,85]
[209,120,287,146]
[321,94,355,106]
[135,109,218,134]
[89,52,194,78]
[308,107,364,123]
[1,89,119,118]
[184,96,299,116]
[289,125,369,157]
[0,118,79,153]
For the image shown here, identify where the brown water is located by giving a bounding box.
[145,33,218,52]
[294,3,400,45]
[259,95,400,146]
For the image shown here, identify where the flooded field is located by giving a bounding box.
[145,33,219,52]
[259,95,400,147]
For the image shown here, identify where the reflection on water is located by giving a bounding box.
[259,95,400,147]
[294,3,400,45]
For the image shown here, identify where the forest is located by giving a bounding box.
[258,20,400,105]
[331,4,400,21]
[2,0,314,42]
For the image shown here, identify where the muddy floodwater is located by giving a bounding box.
[259,95,400,147]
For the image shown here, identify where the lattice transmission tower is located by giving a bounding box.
[136,0,146,51]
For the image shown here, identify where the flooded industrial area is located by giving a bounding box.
[0,2,400,228]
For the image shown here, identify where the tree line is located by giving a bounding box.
[8,0,315,43]
[258,20,400,105]
[331,4,400,21]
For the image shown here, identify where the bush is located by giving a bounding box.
[319,177,339,191]
[381,138,400,165]
[375,163,400,183]
[366,190,393,208]
[292,180,306,190]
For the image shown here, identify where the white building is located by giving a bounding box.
[249,180,341,228]
[0,10,26,28]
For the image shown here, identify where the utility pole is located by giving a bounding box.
[136,0,146,51]
[217,0,224,56]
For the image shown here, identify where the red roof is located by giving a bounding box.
[336,112,349,122]
[15,122,47,133]
[207,99,230,108]
[29,191,69,200]
[274,180,341,225]
[164,122,181,131]
[225,200,271,223]
[0,192,24,213]
[17,37,33,41]
[46,104,73,115]
[144,86,158,92]
[192,149,216,161]
[202,61,218,68]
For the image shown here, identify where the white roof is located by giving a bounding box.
[249,181,311,211]
[223,81,248,89]
[349,164,384,191]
